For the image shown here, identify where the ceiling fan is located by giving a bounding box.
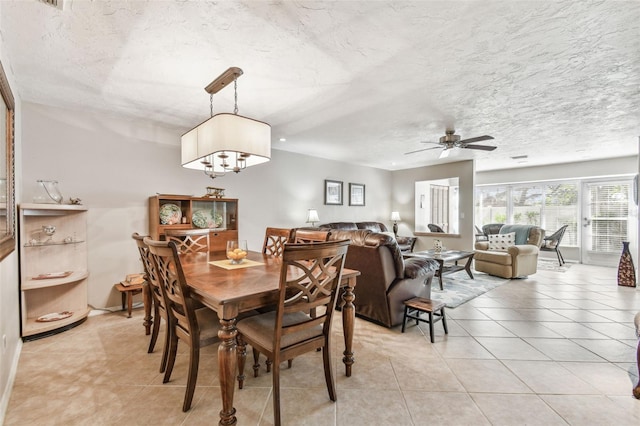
[405,129,496,158]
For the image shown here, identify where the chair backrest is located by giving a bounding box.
[290,228,331,244]
[275,240,350,347]
[545,224,568,246]
[164,229,210,254]
[144,237,201,343]
[482,223,504,235]
[428,224,445,233]
[132,232,165,309]
[262,227,293,257]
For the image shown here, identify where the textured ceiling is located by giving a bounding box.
[1,0,639,172]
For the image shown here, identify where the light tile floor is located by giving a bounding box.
[4,263,640,425]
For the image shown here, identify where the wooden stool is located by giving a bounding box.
[401,297,448,342]
[114,283,143,318]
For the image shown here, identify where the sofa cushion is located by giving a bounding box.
[488,232,515,251]
[319,222,358,231]
[357,222,389,232]
[474,249,513,266]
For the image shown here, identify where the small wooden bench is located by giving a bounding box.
[114,283,144,318]
[401,297,448,342]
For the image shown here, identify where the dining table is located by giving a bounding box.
[177,249,360,426]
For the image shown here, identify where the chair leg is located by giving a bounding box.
[183,343,199,412]
[236,336,247,389]
[441,308,448,335]
[159,316,171,374]
[401,305,408,333]
[428,312,435,343]
[557,248,565,266]
[272,357,281,426]
[323,342,336,402]
[163,322,179,384]
[266,358,272,373]
[252,347,260,377]
[148,303,160,354]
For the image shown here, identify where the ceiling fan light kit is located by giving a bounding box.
[405,129,497,156]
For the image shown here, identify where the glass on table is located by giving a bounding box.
[226,240,248,264]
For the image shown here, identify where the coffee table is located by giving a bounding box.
[405,250,474,290]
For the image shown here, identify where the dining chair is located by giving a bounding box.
[262,227,293,257]
[290,228,331,243]
[540,224,568,266]
[427,223,445,233]
[144,237,220,412]
[235,239,350,426]
[164,228,210,254]
[132,232,171,374]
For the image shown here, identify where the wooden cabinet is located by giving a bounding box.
[149,194,238,252]
[18,203,90,339]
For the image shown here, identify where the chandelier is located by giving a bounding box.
[181,67,271,179]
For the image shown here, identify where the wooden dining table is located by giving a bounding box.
[177,250,360,426]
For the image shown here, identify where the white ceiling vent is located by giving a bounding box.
[40,0,64,10]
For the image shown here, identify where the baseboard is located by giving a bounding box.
[0,338,23,425]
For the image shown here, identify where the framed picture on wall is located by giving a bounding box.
[349,183,365,206]
[324,180,343,205]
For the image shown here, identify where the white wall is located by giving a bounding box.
[391,160,475,252]
[20,102,391,309]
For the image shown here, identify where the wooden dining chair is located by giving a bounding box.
[235,239,350,426]
[164,228,210,254]
[144,237,220,412]
[262,227,293,257]
[290,228,331,243]
[132,232,171,374]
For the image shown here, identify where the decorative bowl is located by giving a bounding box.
[159,203,182,225]
[192,209,224,229]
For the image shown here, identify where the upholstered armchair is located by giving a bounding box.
[474,225,545,279]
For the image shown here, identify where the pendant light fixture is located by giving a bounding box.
[181,67,271,179]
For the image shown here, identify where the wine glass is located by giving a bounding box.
[226,240,248,265]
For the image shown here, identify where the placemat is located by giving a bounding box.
[209,259,265,270]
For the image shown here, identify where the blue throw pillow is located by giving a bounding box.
[500,224,534,245]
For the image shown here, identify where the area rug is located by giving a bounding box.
[537,258,572,272]
[430,272,510,308]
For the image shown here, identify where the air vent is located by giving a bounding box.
[510,155,528,160]
[40,0,64,10]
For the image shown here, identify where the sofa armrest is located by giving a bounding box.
[507,244,539,256]
[475,241,490,250]
[403,257,439,279]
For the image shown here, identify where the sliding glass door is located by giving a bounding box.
[581,179,637,266]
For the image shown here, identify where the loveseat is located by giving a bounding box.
[320,221,417,253]
[474,224,545,278]
[326,229,437,327]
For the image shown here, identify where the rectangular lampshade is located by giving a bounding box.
[182,113,271,170]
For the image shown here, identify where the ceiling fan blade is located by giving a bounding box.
[404,146,441,155]
[458,135,494,144]
[461,144,497,151]
[419,141,440,145]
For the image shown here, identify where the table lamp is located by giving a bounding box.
[306,209,320,227]
[390,211,401,236]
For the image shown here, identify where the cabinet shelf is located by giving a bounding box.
[19,204,89,339]
[24,240,85,247]
[149,194,239,252]
[22,270,89,290]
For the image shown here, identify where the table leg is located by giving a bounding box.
[465,256,475,279]
[218,317,238,426]
[436,259,444,290]
[341,277,356,377]
[142,281,153,335]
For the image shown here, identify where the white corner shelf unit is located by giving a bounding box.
[18,203,90,339]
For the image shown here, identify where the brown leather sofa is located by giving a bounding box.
[320,221,417,253]
[474,225,544,278]
[326,229,437,327]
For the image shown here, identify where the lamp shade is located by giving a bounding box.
[390,211,401,222]
[306,209,320,224]
[181,113,271,171]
